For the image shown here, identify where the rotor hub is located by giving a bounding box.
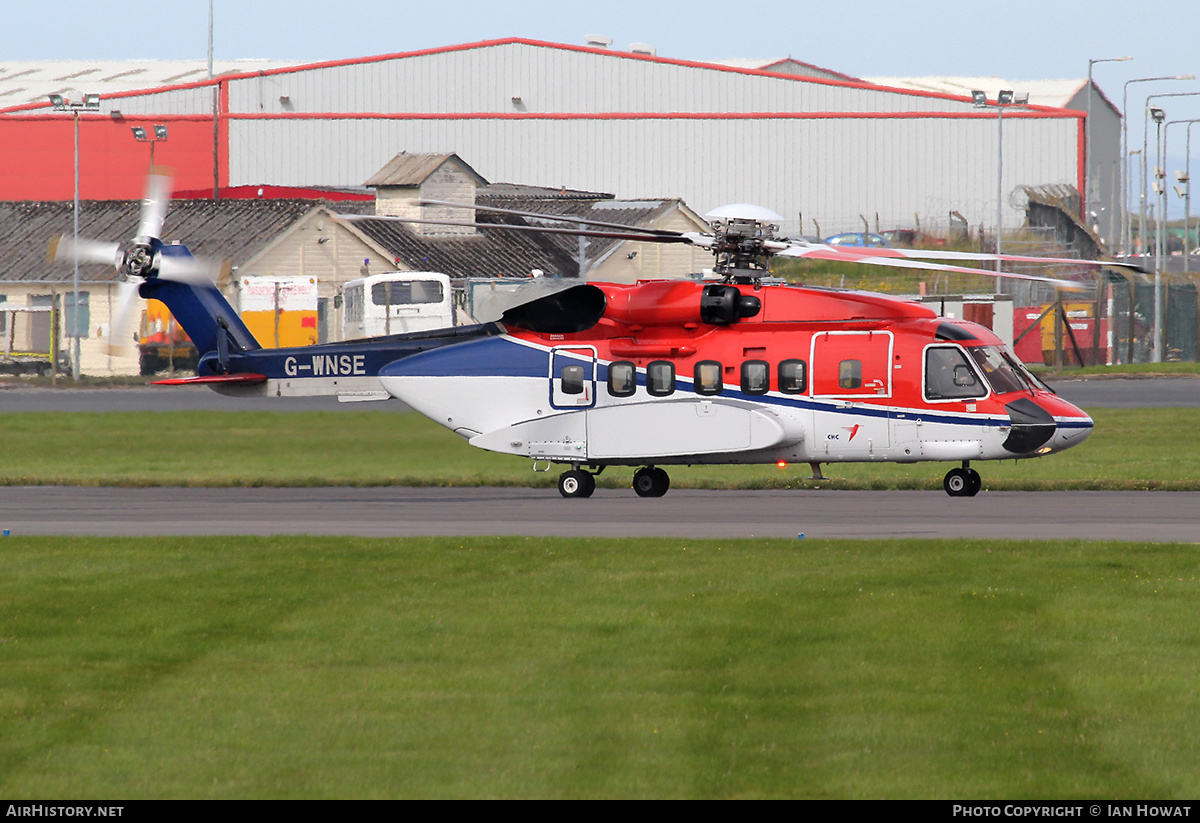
[709,217,777,283]
[123,243,158,279]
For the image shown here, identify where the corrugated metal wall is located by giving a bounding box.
[132,41,1086,237]
[225,43,969,116]
[227,116,1077,237]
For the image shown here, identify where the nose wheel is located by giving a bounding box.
[632,466,670,498]
[557,469,596,498]
[943,466,982,497]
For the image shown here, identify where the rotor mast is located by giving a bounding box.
[709,215,777,283]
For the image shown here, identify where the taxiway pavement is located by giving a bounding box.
[1,487,1196,542]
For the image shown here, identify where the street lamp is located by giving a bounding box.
[1152,117,1200,362]
[1086,56,1131,232]
[1121,75,1192,257]
[1150,106,1166,362]
[131,124,168,169]
[1183,121,1200,274]
[1141,91,1200,258]
[972,89,1025,271]
[48,91,100,381]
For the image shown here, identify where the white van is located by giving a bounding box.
[341,272,454,338]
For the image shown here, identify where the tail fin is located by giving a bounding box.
[139,277,261,362]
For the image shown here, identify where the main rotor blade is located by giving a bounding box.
[781,240,1136,271]
[47,235,122,267]
[137,171,174,240]
[417,199,692,240]
[342,213,702,244]
[774,244,1085,290]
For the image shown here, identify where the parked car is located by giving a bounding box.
[824,232,890,248]
[880,229,916,247]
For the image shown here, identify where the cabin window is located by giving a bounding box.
[646,360,675,396]
[560,364,585,395]
[693,360,723,395]
[608,361,636,397]
[741,360,769,394]
[925,347,986,400]
[778,359,807,394]
[838,360,862,390]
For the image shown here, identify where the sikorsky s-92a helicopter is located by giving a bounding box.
[50,176,1118,497]
[361,201,1111,498]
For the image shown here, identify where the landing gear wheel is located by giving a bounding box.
[632,466,670,498]
[966,468,982,496]
[944,467,981,497]
[558,469,595,498]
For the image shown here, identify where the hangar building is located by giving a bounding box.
[1,38,1107,243]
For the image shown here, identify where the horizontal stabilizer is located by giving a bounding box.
[337,390,391,402]
[153,373,268,386]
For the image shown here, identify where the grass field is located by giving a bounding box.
[2,395,1197,797]
[3,534,1200,799]
[0,407,1198,490]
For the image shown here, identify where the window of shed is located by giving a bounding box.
[741,360,769,394]
[646,360,675,396]
[693,360,723,395]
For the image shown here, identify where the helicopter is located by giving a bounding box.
[358,201,1110,498]
[50,175,1116,498]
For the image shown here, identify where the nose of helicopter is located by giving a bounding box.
[1003,394,1092,456]
[1046,397,1094,454]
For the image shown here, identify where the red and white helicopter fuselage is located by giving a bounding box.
[379,279,1092,497]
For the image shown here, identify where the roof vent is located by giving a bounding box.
[629,43,656,56]
[585,35,612,48]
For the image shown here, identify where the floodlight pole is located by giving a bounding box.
[1151,109,1166,362]
[1142,91,1200,258]
[1162,120,1200,264]
[972,90,1020,272]
[1186,121,1200,274]
[1086,57,1131,237]
[131,125,168,171]
[997,101,1004,269]
[1152,117,1200,359]
[49,92,100,381]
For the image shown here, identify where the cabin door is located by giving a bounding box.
[810,330,894,458]
[549,346,596,410]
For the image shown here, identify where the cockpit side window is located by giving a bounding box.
[925,346,987,400]
[967,346,1026,395]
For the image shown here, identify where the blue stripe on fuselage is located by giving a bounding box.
[207,323,501,379]
[379,335,1083,432]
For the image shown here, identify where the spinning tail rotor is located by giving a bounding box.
[48,171,229,355]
